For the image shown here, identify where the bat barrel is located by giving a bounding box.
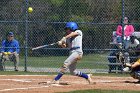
[32,42,58,50]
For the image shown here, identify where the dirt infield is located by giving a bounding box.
[0,75,140,93]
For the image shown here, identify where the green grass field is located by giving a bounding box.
[4,53,109,69]
[20,53,108,68]
[60,89,140,93]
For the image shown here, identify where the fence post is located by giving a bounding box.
[121,0,125,49]
[24,0,29,72]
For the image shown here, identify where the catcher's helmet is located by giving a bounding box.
[65,22,78,31]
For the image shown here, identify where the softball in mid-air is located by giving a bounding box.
[28,7,33,13]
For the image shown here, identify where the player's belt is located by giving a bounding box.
[70,47,80,51]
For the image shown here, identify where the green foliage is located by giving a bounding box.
[69,15,85,22]
[50,0,64,7]
[48,14,61,21]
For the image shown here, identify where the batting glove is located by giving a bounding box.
[60,37,66,42]
[58,41,62,45]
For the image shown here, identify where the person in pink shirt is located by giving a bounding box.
[108,17,135,73]
[115,17,134,49]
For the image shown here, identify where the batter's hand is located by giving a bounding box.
[60,37,66,42]
[58,41,66,48]
[58,41,63,45]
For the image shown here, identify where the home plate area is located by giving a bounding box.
[0,75,140,93]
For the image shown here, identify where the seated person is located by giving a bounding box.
[128,36,140,49]
[0,32,20,71]
[114,17,134,49]
[108,17,135,73]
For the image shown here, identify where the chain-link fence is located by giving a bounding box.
[0,0,140,73]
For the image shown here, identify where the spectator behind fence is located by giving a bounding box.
[115,17,134,49]
[108,17,135,73]
[0,32,20,71]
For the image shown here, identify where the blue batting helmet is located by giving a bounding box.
[65,22,78,31]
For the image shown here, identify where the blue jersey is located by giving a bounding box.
[1,39,20,53]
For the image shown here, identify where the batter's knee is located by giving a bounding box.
[75,55,82,61]
[60,63,68,73]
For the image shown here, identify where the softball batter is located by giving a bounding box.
[51,22,93,84]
